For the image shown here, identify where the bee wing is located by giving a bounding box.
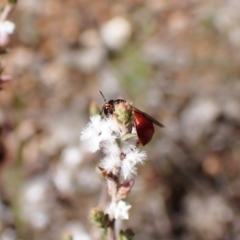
[132,107,165,128]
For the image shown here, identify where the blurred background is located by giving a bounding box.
[0,0,240,239]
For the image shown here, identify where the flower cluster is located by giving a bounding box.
[80,115,147,181]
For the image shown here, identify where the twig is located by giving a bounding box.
[107,219,116,240]
[107,168,120,240]
[0,4,13,22]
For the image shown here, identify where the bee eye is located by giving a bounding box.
[102,103,114,116]
[104,107,109,115]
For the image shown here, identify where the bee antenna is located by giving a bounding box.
[99,91,107,103]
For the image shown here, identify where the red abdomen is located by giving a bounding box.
[134,112,155,146]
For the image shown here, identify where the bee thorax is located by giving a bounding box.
[113,102,133,127]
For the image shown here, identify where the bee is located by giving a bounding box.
[100,91,164,146]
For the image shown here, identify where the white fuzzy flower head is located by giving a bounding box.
[108,200,131,220]
[0,20,15,36]
[80,114,147,180]
[0,20,15,47]
[120,144,147,180]
[80,115,120,153]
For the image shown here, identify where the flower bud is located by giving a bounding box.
[120,228,135,240]
[117,180,134,200]
[89,208,109,228]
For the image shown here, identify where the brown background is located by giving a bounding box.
[0,0,240,239]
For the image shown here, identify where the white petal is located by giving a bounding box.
[121,159,137,180]
[102,139,120,156]
[80,115,106,152]
[120,145,147,180]
[101,155,121,173]
[114,201,131,220]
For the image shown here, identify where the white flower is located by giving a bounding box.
[0,20,15,46]
[80,114,147,179]
[0,20,15,37]
[80,115,120,152]
[101,154,121,173]
[108,200,131,220]
[121,145,147,180]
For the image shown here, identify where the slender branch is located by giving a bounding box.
[108,177,119,203]
[0,4,13,22]
[107,179,118,240]
[98,183,108,209]
[107,219,116,240]
[107,167,120,240]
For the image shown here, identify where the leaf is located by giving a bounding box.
[120,228,135,240]
[8,0,17,4]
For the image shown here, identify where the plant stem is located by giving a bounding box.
[107,219,116,240]
[0,4,13,22]
[107,168,120,240]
